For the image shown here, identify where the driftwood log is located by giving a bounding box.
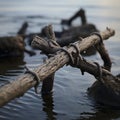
[28,23,98,56]
[0,27,117,107]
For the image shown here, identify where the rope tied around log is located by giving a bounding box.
[58,43,104,80]
[37,24,84,68]
[68,43,103,79]
[33,26,113,83]
[91,32,103,45]
[42,27,106,78]
[47,40,83,66]
[69,43,83,64]
[25,66,41,94]
[47,40,88,76]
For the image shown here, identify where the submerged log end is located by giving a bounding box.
[88,81,120,108]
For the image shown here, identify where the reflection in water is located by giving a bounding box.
[79,106,120,120]
[0,56,26,86]
[0,56,25,75]
[42,93,57,120]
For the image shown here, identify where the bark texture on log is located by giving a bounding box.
[75,58,120,94]
[41,25,57,95]
[0,28,115,107]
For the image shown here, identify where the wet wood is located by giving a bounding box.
[41,25,57,95]
[74,57,120,94]
[95,41,112,71]
[41,73,55,95]
[0,27,115,107]
[32,27,120,94]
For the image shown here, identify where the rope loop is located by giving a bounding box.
[25,66,40,94]
[91,32,103,45]
[69,43,83,65]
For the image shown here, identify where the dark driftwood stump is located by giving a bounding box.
[0,36,25,57]
[88,80,120,108]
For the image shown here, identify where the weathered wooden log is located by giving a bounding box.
[41,24,96,95]
[0,28,115,107]
[32,28,113,55]
[41,25,57,95]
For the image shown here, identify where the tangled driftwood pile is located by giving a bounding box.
[0,25,119,108]
[0,9,119,108]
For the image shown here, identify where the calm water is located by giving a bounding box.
[0,0,120,120]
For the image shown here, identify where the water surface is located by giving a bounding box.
[0,0,120,120]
